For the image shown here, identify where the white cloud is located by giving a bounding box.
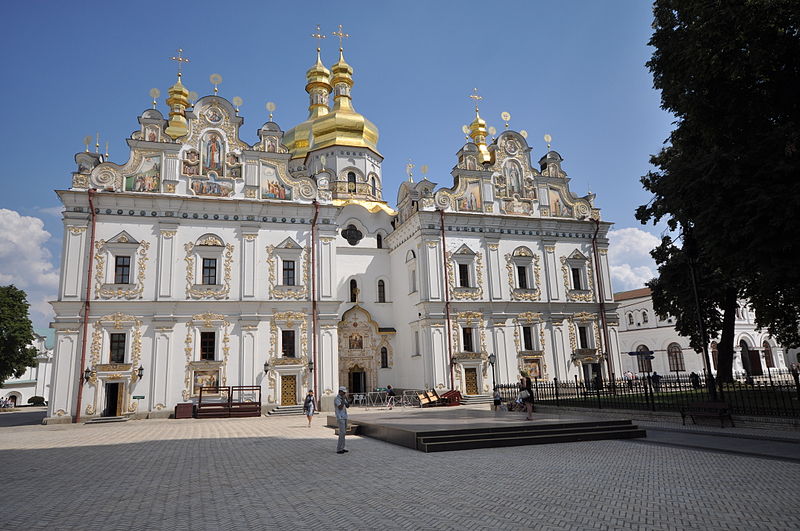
[0,209,58,327]
[607,227,661,291]
[37,206,64,217]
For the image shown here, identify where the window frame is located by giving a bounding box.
[200,331,216,361]
[667,342,685,372]
[281,329,296,358]
[462,327,475,352]
[114,255,131,285]
[282,259,296,286]
[202,257,218,285]
[109,332,126,363]
[377,279,386,303]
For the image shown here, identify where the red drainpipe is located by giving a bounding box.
[75,189,97,423]
[438,208,454,389]
[310,200,320,404]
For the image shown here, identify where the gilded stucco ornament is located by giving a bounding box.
[94,239,150,299]
[182,313,230,399]
[505,251,541,301]
[184,241,234,299]
[447,250,484,300]
[560,254,595,302]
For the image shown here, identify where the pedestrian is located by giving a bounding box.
[624,370,634,389]
[335,386,350,454]
[652,371,662,392]
[386,385,397,410]
[302,389,315,428]
[689,372,701,390]
[493,387,502,412]
[518,377,534,420]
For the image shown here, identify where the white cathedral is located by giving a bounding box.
[45,44,621,423]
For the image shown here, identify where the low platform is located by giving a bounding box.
[327,408,646,452]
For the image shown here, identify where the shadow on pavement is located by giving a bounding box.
[0,408,46,428]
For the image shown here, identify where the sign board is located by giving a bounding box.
[132,395,145,399]
[628,351,654,356]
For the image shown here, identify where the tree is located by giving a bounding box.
[638,0,800,374]
[0,285,38,386]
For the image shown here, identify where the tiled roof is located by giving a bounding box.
[613,287,651,302]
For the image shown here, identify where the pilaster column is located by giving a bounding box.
[63,225,88,298]
[486,241,503,300]
[424,240,442,301]
[543,243,560,301]
[157,225,178,299]
[240,228,258,298]
[319,236,335,299]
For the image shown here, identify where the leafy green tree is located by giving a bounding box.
[638,0,800,376]
[0,285,38,386]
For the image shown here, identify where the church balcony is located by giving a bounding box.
[571,348,600,364]
[453,351,486,362]
[330,180,381,201]
[517,350,544,359]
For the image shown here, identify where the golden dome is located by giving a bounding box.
[309,48,380,155]
[469,108,491,164]
[165,74,190,140]
[284,49,333,160]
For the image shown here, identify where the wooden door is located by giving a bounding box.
[104,383,120,417]
[281,375,297,406]
[465,368,478,395]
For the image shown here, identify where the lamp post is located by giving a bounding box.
[488,353,497,390]
[83,367,92,384]
[581,215,614,386]
[137,365,144,380]
[308,360,315,373]
[263,360,270,374]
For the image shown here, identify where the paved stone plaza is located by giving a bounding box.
[1,408,799,530]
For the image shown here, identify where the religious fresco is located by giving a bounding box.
[349,334,363,350]
[225,153,242,178]
[144,126,160,142]
[182,149,200,176]
[124,155,161,192]
[549,188,572,217]
[202,132,224,176]
[265,136,278,153]
[504,160,524,196]
[260,165,292,200]
[503,196,532,216]
[458,180,482,212]
[192,369,219,396]
[190,174,234,197]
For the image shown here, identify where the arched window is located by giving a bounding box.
[763,341,774,369]
[350,279,358,302]
[642,311,649,324]
[667,342,685,372]
[636,344,652,373]
[347,171,356,192]
[711,341,719,370]
[380,347,388,368]
[628,314,634,326]
[371,176,377,196]
[376,233,383,249]
[735,305,742,320]
[377,280,386,303]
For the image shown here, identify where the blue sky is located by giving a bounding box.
[0,1,672,327]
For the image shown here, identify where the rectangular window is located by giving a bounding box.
[517,265,528,289]
[202,258,217,285]
[462,327,474,352]
[571,267,583,290]
[109,333,126,363]
[282,330,296,358]
[200,331,215,361]
[458,263,470,288]
[114,256,131,284]
[522,326,533,351]
[578,326,590,349]
[637,356,653,373]
[282,260,295,286]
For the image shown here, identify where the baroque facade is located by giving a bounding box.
[2,329,53,407]
[46,44,620,423]
[615,288,789,376]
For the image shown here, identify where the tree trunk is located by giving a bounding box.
[715,287,738,382]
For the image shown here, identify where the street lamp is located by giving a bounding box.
[137,365,144,380]
[488,353,497,390]
[263,360,270,374]
[308,359,315,373]
[83,368,92,384]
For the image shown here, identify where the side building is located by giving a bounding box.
[46,45,621,423]
[615,287,789,376]
[1,329,54,407]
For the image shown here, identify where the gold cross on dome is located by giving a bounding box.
[469,88,483,110]
[311,24,326,48]
[170,48,190,76]
[332,24,350,49]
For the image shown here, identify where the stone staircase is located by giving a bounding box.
[267,405,305,416]
[415,419,646,452]
[460,394,493,406]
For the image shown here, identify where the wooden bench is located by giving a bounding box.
[681,401,735,428]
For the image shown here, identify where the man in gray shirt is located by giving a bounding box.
[334,386,349,454]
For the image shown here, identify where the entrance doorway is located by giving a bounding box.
[464,368,478,395]
[280,375,297,406]
[104,382,122,417]
[349,366,366,393]
[582,363,603,389]
[741,341,763,376]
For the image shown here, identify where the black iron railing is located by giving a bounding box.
[494,370,800,418]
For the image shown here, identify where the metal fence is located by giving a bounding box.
[346,390,421,409]
[495,370,800,418]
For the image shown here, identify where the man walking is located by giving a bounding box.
[335,386,349,454]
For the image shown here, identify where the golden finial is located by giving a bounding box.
[83,135,92,152]
[332,24,350,50]
[520,130,528,139]
[169,48,190,78]
[104,141,109,158]
[188,91,199,106]
[311,24,326,51]
[488,126,497,140]
[501,111,511,129]
[266,101,276,121]
[149,88,161,108]
[469,88,483,112]
[544,133,552,150]
[420,165,429,179]
[95,132,100,154]
[406,159,415,183]
[210,73,222,95]
[461,124,470,141]
[232,96,243,114]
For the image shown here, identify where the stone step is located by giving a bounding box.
[460,394,493,404]
[85,416,129,424]
[268,405,305,416]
